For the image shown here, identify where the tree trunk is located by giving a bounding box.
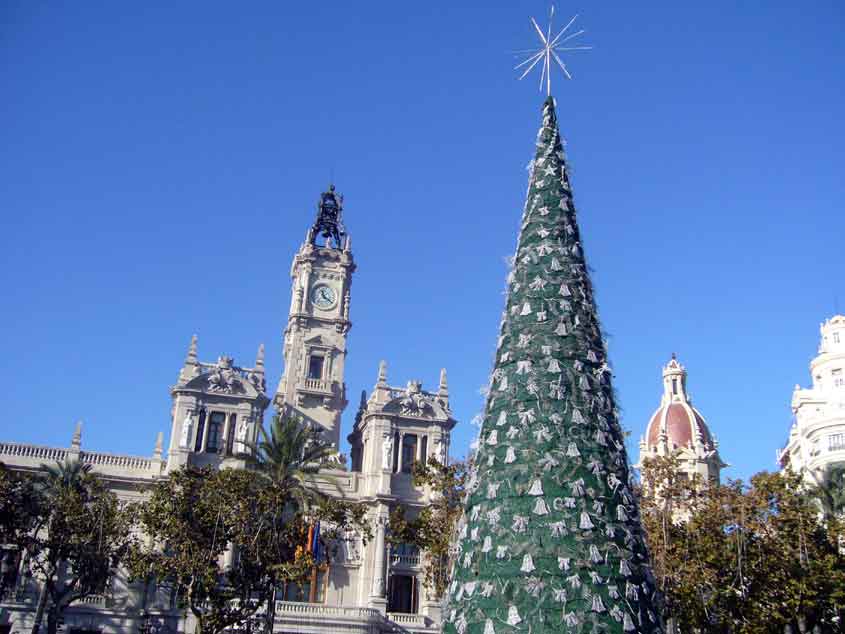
[30,584,49,634]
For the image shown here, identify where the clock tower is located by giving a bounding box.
[274,186,355,448]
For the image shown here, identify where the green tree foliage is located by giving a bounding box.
[128,467,292,634]
[639,455,845,633]
[247,413,337,510]
[809,462,845,522]
[388,456,467,599]
[0,464,40,594]
[10,459,135,634]
[128,414,370,634]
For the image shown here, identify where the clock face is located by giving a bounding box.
[311,284,337,310]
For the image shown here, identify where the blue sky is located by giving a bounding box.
[1,1,842,482]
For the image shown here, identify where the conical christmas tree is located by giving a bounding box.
[443,98,662,633]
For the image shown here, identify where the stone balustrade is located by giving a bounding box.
[81,451,153,471]
[274,601,382,622]
[0,442,161,479]
[386,613,433,628]
[303,378,333,394]
[0,442,68,462]
[389,554,421,568]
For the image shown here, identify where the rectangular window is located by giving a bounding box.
[307,356,324,380]
[194,410,206,452]
[226,414,237,455]
[206,412,225,453]
[834,332,841,344]
[671,378,678,395]
[282,568,326,603]
[420,436,428,464]
[401,435,418,474]
[829,433,845,452]
[387,574,418,614]
[833,368,843,388]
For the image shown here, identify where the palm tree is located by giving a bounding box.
[36,459,92,497]
[810,463,845,521]
[246,414,337,634]
[29,458,93,634]
[248,413,336,511]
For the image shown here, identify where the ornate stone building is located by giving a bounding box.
[778,314,845,481]
[0,187,457,634]
[637,355,727,484]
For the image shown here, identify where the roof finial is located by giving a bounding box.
[377,360,388,385]
[255,343,265,370]
[515,6,591,96]
[671,351,677,360]
[153,431,164,458]
[71,420,82,450]
[186,334,198,364]
[310,185,346,249]
[438,368,449,396]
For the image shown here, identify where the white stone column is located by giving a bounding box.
[397,432,405,473]
[368,506,389,611]
[221,415,232,456]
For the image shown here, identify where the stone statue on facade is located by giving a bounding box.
[382,432,394,470]
[432,437,447,464]
[179,414,193,449]
[234,420,249,454]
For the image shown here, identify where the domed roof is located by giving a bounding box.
[646,402,714,450]
[643,355,717,453]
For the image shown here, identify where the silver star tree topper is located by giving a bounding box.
[515,6,591,95]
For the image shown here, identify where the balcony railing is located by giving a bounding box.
[389,554,421,568]
[387,613,433,628]
[301,378,333,394]
[274,601,383,622]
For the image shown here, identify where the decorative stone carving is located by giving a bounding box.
[399,380,430,416]
[249,371,266,392]
[207,356,241,394]
[179,414,192,449]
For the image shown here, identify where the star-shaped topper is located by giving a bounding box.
[515,6,591,96]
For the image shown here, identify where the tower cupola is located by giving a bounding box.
[638,355,727,484]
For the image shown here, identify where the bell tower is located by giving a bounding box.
[274,185,355,447]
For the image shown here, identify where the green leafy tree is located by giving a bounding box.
[128,463,370,634]
[639,456,845,633]
[128,467,288,634]
[19,459,134,634]
[444,97,662,634]
[388,456,467,599]
[0,464,40,595]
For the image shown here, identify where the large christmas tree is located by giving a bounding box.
[443,98,662,634]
